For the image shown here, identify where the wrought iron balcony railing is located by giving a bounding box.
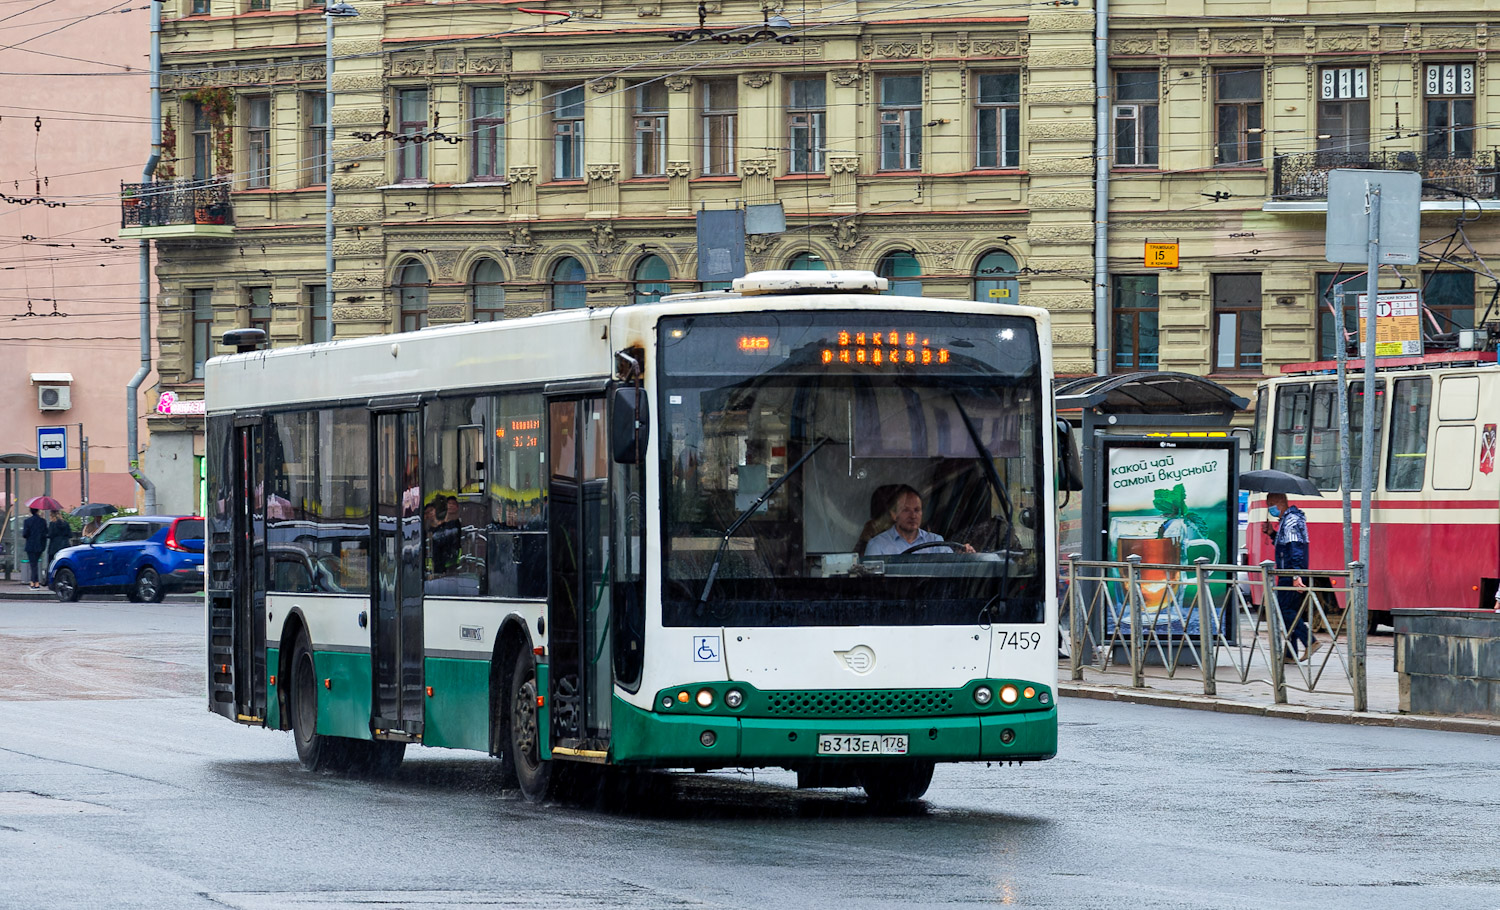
[121,179,234,229]
[1272,151,1499,201]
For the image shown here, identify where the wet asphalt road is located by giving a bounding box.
[2,599,1499,909]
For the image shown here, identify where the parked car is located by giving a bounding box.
[49,516,205,603]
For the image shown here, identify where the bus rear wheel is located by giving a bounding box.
[290,631,354,772]
[509,648,555,802]
[859,759,935,804]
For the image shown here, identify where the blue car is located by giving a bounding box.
[49,516,205,603]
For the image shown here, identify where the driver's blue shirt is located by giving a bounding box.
[864,527,952,556]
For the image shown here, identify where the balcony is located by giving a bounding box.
[119,180,235,240]
[1269,151,1500,212]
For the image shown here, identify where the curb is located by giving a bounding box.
[0,588,202,604]
[1059,683,1500,736]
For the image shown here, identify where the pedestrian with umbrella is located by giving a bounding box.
[46,508,74,568]
[1238,470,1321,663]
[73,503,117,539]
[22,505,48,588]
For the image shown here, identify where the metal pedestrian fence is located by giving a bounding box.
[1061,555,1369,711]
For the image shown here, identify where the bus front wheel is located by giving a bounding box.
[859,759,935,804]
[290,631,353,772]
[509,648,555,802]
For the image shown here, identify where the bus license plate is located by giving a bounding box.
[816,734,908,756]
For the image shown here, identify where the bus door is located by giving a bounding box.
[230,419,267,722]
[546,393,613,745]
[372,410,424,742]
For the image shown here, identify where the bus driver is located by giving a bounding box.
[863,485,975,556]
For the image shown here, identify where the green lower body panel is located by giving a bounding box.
[610,695,1056,767]
[313,650,374,741]
[422,657,492,752]
[265,647,281,730]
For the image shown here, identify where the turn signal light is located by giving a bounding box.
[323,678,332,689]
[536,695,545,707]
[1023,686,1036,700]
[677,690,690,703]
[999,684,1019,705]
[426,686,434,697]
[268,675,276,686]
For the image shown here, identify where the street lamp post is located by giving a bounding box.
[324,3,360,335]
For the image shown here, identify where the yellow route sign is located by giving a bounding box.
[1144,242,1179,269]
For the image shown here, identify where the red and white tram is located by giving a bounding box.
[1247,352,1499,626]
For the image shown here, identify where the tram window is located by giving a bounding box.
[1433,426,1476,491]
[1307,383,1342,491]
[1347,379,1386,489]
[1387,379,1431,492]
[1252,388,1267,468]
[1271,383,1310,477]
[423,396,489,597]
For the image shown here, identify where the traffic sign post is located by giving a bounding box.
[1357,290,1423,356]
[37,426,68,471]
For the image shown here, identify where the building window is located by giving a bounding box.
[248,286,272,337]
[1425,63,1475,158]
[879,75,922,171]
[309,284,329,343]
[396,260,429,331]
[1112,275,1159,372]
[471,259,505,321]
[632,82,667,178]
[973,250,1018,303]
[472,86,505,181]
[551,257,587,309]
[249,0,268,10]
[1423,271,1475,333]
[788,252,827,271]
[1317,67,1369,154]
[191,289,214,379]
[1215,67,1262,166]
[877,251,922,296]
[1113,70,1158,167]
[1317,272,1365,360]
[245,96,271,188]
[395,89,428,183]
[787,78,825,174]
[305,92,327,185]
[701,80,737,176]
[192,104,212,182]
[975,73,1020,169]
[1212,273,1262,371]
[192,0,209,14]
[553,85,585,180]
[633,255,670,305]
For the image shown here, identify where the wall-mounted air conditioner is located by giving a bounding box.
[38,384,72,411]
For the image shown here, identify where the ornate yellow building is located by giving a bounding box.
[127,0,1497,508]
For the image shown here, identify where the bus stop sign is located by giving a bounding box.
[37,426,67,470]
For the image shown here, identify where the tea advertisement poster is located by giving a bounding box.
[1103,440,1235,635]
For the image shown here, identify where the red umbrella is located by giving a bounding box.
[26,495,64,511]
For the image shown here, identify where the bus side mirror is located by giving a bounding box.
[611,386,650,465]
[1055,418,1084,492]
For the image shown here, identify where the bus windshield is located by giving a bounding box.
[659,311,1045,627]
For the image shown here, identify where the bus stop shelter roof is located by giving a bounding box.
[0,454,39,467]
[1055,372,1248,419]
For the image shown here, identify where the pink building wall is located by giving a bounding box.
[0,2,152,512]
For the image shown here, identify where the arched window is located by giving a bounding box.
[470,259,505,321]
[396,259,429,332]
[633,255,670,305]
[973,250,1018,304]
[876,250,922,296]
[550,257,587,310]
[787,252,828,271]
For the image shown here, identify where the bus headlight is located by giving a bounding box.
[695,688,715,708]
[724,689,744,708]
[974,686,993,705]
[999,684,1019,705]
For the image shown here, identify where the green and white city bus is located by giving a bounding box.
[205,270,1061,802]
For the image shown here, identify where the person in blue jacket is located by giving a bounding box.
[1264,492,1318,662]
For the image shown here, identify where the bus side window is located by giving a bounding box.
[1387,378,1431,492]
[488,391,547,599]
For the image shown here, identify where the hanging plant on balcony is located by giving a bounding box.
[155,112,177,180]
[181,87,236,177]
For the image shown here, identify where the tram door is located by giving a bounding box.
[229,420,267,721]
[372,410,424,741]
[546,396,612,744]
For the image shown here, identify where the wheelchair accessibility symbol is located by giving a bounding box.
[693,635,721,663]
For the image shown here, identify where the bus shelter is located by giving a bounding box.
[2,453,46,580]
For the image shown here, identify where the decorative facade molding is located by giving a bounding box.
[1026,293,1093,310]
[1026,49,1095,68]
[829,156,860,174]
[1026,121,1095,141]
[742,72,773,89]
[332,306,388,321]
[586,163,621,182]
[637,3,661,16]
[1425,31,1475,49]
[331,174,387,190]
[1028,191,1094,209]
[508,81,533,97]
[1025,156,1094,175]
[664,75,693,92]
[665,160,692,178]
[331,207,385,224]
[1321,35,1365,52]
[1217,36,1260,54]
[331,107,385,126]
[463,54,510,75]
[1029,12,1091,31]
[1111,36,1156,56]
[1052,327,1095,345]
[332,75,385,93]
[431,250,461,280]
[507,166,538,184]
[832,218,861,250]
[745,233,776,254]
[873,42,920,58]
[589,77,618,93]
[831,69,861,87]
[1026,225,1094,244]
[428,303,467,321]
[740,157,775,177]
[969,38,1019,57]
[591,222,622,255]
[539,43,822,68]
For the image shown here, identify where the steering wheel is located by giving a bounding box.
[900,541,959,555]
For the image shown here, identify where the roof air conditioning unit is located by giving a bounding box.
[38,384,72,411]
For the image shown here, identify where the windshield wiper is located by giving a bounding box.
[951,393,1017,549]
[696,437,830,616]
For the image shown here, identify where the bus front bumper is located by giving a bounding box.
[610,696,1057,767]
